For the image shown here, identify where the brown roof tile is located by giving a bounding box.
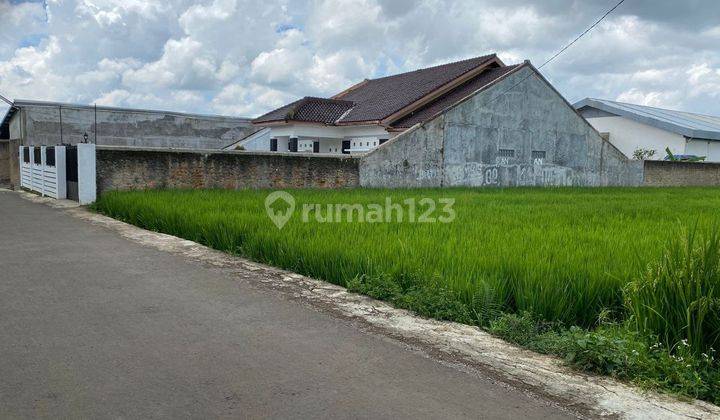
[254,97,354,124]
[390,64,522,129]
[253,54,499,126]
[334,54,498,123]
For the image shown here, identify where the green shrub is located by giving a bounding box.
[490,313,720,403]
[625,227,720,356]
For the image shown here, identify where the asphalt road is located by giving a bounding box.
[0,191,574,419]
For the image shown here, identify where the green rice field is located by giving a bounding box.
[93,187,720,401]
[93,187,720,328]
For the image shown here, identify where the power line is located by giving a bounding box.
[486,0,627,104]
[537,0,627,71]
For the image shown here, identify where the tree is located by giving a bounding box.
[632,148,656,160]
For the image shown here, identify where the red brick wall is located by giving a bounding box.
[643,161,720,186]
[96,147,360,194]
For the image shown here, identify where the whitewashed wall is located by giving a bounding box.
[584,115,686,159]
[77,144,96,205]
[685,139,720,161]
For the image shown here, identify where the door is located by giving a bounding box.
[342,140,351,154]
[66,146,79,201]
[313,141,320,153]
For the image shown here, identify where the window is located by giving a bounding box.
[33,147,41,164]
[270,138,278,151]
[498,148,515,158]
[531,151,546,159]
[46,147,55,166]
[23,147,30,163]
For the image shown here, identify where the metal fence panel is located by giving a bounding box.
[19,146,66,199]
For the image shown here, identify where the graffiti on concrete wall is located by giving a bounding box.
[445,162,592,187]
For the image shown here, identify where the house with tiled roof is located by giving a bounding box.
[226,53,640,189]
[233,54,522,154]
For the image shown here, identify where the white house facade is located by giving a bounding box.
[575,98,720,161]
[231,124,391,154]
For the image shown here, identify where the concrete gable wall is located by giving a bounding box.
[360,66,643,188]
[357,116,445,188]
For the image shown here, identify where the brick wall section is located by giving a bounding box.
[96,147,360,194]
[8,140,19,189]
[0,141,9,186]
[0,140,19,188]
[643,160,720,186]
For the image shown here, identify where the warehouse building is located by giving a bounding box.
[574,98,720,162]
[0,100,255,149]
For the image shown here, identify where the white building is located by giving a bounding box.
[228,54,523,154]
[574,98,720,161]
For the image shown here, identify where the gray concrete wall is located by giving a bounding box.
[96,146,360,195]
[10,104,254,149]
[643,160,720,186]
[360,66,644,188]
[358,116,445,188]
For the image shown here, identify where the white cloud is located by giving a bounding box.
[0,36,70,101]
[1,0,720,118]
[250,29,312,88]
[211,83,291,116]
[121,37,223,89]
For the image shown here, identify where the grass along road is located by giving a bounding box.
[93,187,720,404]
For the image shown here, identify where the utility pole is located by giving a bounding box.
[59,106,63,144]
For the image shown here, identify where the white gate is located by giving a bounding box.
[19,146,67,199]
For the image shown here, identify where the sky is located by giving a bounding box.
[1,0,719,119]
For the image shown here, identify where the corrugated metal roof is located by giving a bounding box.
[574,98,720,141]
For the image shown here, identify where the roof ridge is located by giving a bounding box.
[600,98,720,120]
[577,98,720,141]
[389,63,526,129]
[367,54,497,82]
[302,96,354,105]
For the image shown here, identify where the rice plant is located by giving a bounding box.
[93,187,720,330]
[625,226,720,356]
